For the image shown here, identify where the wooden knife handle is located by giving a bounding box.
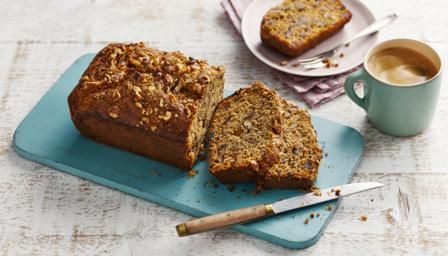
[176,204,274,236]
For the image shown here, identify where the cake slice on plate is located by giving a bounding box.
[260,0,352,57]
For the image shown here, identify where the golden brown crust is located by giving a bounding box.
[260,0,352,57]
[68,42,225,170]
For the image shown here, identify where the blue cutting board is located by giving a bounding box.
[13,54,364,249]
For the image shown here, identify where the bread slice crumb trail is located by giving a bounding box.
[359,214,368,222]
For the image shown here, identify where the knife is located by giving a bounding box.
[176,182,384,236]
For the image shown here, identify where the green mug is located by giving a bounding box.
[344,38,443,136]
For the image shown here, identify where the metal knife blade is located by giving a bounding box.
[271,182,384,214]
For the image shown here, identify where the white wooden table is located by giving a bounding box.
[1,0,447,255]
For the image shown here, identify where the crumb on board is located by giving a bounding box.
[311,186,321,196]
[339,53,344,58]
[310,213,315,219]
[335,188,341,196]
[292,63,300,67]
[345,43,350,47]
[325,205,333,211]
[370,199,374,202]
[149,169,162,177]
[280,60,288,66]
[316,213,320,217]
[359,214,368,222]
[187,169,198,178]
[325,152,328,157]
[227,184,236,192]
[304,218,309,224]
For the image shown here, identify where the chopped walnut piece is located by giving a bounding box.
[112,90,121,101]
[165,74,174,85]
[109,112,119,119]
[135,102,143,109]
[249,160,259,171]
[159,111,172,121]
[108,106,120,119]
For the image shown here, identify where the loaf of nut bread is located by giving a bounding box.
[68,42,225,170]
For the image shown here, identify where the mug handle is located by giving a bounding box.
[344,69,368,111]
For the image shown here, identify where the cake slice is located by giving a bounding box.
[68,42,225,170]
[260,0,352,56]
[259,100,322,190]
[207,81,283,183]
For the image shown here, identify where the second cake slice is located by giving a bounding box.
[208,82,322,190]
[259,100,322,190]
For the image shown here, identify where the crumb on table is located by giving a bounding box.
[304,218,309,224]
[359,214,368,222]
[280,60,288,66]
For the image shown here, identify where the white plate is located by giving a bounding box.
[241,0,378,77]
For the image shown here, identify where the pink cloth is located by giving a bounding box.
[221,0,361,108]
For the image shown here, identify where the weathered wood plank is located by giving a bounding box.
[1,0,448,255]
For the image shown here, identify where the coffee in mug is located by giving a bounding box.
[366,47,438,86]
[344,38,442,137]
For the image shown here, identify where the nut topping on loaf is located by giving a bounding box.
[261,0,352,57]
[69,42,225,170]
